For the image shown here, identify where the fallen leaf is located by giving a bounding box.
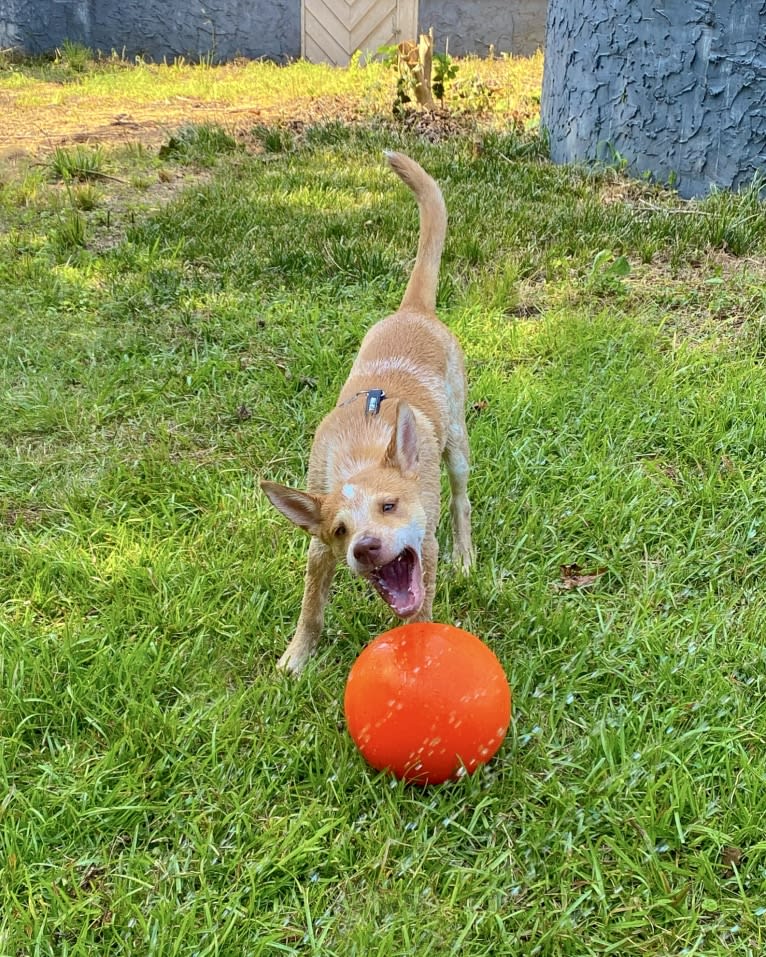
[80,864,106,890]
[553,563,607,591]
[471,400,490,413]
[274,360,292,379]
[90,908,113,929]
[721,845,743,873]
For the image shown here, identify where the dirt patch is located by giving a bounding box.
[0,93,371,159]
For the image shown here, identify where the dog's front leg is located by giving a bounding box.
[410,533,438,623]
[278,538,336,675]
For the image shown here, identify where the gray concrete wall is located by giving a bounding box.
[1,0,547,62]
[1,0,300,63]
[542,0,766,199]
[420,0,546,58]
[0,0,28,50]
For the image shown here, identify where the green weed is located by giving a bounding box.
[55,39,93,73]
[158,123,238,165]
[698,178,766,255]
[48,207,89,254]
[70,183,102,210]
[2,168,48,206]
[433,51,459,103]
[250,123,295,153]
[48,145,105,182]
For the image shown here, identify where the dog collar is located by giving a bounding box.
[338,388,387,416]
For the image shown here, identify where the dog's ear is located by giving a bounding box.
[261,481,325,536]
[384,400,419,476]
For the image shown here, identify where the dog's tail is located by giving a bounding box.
[385,150,447,315]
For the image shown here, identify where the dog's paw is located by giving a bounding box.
[277,644,310,677]
[453,545,475,575]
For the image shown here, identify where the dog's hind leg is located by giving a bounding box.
[277,538,336,675]
[444,421,474,573]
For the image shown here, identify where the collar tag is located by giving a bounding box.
[365,389,386,416]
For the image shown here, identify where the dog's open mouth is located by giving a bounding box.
[368,547,424,618]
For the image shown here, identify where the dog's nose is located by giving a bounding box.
[353,536,382,565]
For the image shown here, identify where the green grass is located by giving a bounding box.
[0,49,387,102]
[2,58,766,956]
[47,145,106,182]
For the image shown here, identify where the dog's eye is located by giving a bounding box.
[334,523,347,537]
[381,502,397,513]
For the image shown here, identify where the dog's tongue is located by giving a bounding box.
[373,549,424,617]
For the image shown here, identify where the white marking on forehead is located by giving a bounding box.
[342,483,356,500]
[354,356,444,394]
[325,440,379,486]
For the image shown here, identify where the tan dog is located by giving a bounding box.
[262,151,473,675]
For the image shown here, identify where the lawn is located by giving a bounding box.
[1,52,766,956]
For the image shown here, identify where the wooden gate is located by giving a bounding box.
[302,0,418,66]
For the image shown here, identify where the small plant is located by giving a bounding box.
[380,32,449,116]
[158,124,237,166]
[378,41,417,116]
[304,121,354,148]
[9,169,48,207]
[11,252,53,284]
[451,74,496,113]
[380,37,463,114]
[71,183,102,210]
[250,124,294,154]
[0,48,22,71]
[48,145,105,182]
[50,208,88,254]
[432,52,458,103]
[197,47,217,69]
[377,43,399,69]
[698,176,766,255]
[596,140,630,172]
[123,141,149,162]
[56,39,93,73]
[586,248,631,294]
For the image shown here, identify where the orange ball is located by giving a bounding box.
[344,622,511,785]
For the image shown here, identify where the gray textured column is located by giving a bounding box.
[541,0,766,198]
